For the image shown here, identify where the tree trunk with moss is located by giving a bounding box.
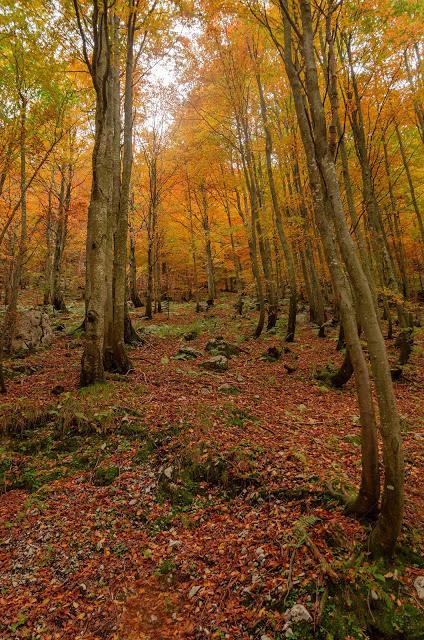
[77,2,112,386]
[291,0,403,553]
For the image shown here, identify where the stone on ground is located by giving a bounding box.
[199,355,229,372]
[10,309,52,353]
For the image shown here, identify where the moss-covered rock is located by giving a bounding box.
[93,465,119,486]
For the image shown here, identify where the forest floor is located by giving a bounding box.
[0,296,423,640]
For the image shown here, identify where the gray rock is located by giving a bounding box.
[10,309,52,353]
[168,539,182,550]
[199,355,228,372]
[218,383,239,394]
[188,585,202,599]
[173,346,202,360]
[164,465,174,479]
[261,346,281,362]
[414,575,424,599]
[283,604,312,634]
[51,384,65,396]
[205,337,240,358]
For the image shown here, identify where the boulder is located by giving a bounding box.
[173,346,202,360]
[414,575,424,599]
[51,384,65,396]
[218,383,239,394]
[205,336,241,358]
[261,346,281,362]
[10,309,52,353]
[283,604,312,636]
[199,355,228,372]
[284,604,312,625]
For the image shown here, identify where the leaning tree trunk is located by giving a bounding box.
[281,11,380,518]
[395,121,424,249]
[346,37,413,373]
[295,0,403,555]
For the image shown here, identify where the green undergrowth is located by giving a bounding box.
[0,385,157,493]
[140,316,219,340]
[317,557,424,640]
[157,439,263,508]
[260,544,424,640]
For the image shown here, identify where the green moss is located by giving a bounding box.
[0,455,13,486]
[226,406,258,427]
[133,438,156,464]
[17,467,64,492]
[78,381,114,398]
[93,465,119,486]
[154,558,177,576]
[149,512,175,533]
[343,434,361,446]
[317,566,424,640]
[320,598,368,639]
[120,421,147,437]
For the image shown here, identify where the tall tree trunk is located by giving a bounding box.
[404,48,424,144]
[382,133,409,298]
[129,227,143,307]
[200,182,216,305]
[293,157,326,334]
[395,122,424,247]
[220,164,242,293]
[186,178,201,311]
[52,165,71,312]
[154,233,162,313]
[254,150,278,329]
[236,149,265,336]
[43,169,55,305]
[103,31,119,370]
[345,36,413,368]
[281,10,380,518]
[78,2,112,386]
[253,61,297,340]
[285,0,403,554]
[145,206,154,320]
[3,95,27,352]
[110,3,134,372]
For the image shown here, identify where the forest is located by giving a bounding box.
[0,0,423,638]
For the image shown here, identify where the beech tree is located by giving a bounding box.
[246,0,404,555]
